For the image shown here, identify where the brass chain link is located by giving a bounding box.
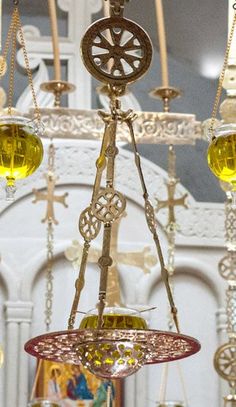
[210,8,236,136]
[15,8,41,121]
[1,5,41,120]
[45,142,56,330]
[7,9,17,115]
[45,220,54,330]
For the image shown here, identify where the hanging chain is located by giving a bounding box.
[210,7,236,136]
[7,8,17,115]
[125,117,180,333]
[45,220,54,330]
[0,5,41,120]
[44,142,56,331]
[15,8,41,121]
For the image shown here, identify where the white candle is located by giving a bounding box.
[48,0,61,81]
[155,0,169,87]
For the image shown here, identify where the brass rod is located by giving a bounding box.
[68,242,90,330]
[97,223,113,329]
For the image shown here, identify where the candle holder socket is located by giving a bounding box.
[40,80,76,107]
[149,86,181,112]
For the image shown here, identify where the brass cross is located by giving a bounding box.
[65,213,157,307]
[156,180,188,226]
[32,173,68,225]
[156,146,188,227]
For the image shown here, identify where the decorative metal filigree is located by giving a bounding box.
[92,188,126,223]
[145,199,157,234]
[81,17,152,86]
[25,328,200,367]
[226,287,236,335]
[219,253,236,281]
[79,206,101,241]
[214,342,236,382]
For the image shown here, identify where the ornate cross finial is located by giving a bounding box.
[156,180,188,227]
[156,146,188,228]
[32,172,68,225]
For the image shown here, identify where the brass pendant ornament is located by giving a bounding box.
[81,16,152,86]
[25,0,200,380]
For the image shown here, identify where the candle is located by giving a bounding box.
[48,0,61,81]
[155,0,169,87]
[103,0,113,72]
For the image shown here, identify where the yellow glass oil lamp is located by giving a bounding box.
[208,124,236,195]
[0,116,43,200]
[0,2,44,200]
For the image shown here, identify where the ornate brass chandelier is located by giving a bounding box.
[25,0,200,380]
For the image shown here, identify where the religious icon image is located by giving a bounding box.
[37,361,121,407]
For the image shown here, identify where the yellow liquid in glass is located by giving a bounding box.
[208,134,236,190]
[79,314,148,330]
[0,123,43,184]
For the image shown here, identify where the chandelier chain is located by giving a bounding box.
[15,8,41,121]
[0,9,15,77]
[126,118,180,333]
[7,9,17,115]
[44,142,56,331]
[45,220,54,330]
[210,8,236,136]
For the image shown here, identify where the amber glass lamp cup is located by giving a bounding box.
[208,124,236,205]
[0,116,44,200]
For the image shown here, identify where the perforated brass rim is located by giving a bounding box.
[25,328,200,366]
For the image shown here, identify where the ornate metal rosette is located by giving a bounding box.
[92,188,126,223]
[79,206,101,241]
[25,329,200,374]
[219,253,236,281]
[214,342,236,381]
[81,17,152,86]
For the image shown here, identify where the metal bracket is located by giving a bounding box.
[105,0,129,17]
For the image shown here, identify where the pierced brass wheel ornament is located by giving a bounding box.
[219,253,236,281]
[214,343,236,381]
[92,188,126,223]
[81,17,152,86]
